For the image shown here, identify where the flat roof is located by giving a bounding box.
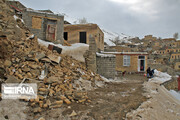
[101,51,148,55]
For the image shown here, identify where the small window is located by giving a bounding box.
[179,65,180,68]
[123,55,130,66]
[139,56,145,59]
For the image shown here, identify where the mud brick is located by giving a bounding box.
[33,107,42,113]
[64,98,71,105]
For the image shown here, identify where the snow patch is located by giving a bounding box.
[13,15,18,20]
[149,69,172,83]
[169,90,180,102]
[96,52,115,57]
[38,39,89,62]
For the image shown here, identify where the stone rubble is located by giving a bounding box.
[0,0,105,115]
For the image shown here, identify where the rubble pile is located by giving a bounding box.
[0,0,104,113]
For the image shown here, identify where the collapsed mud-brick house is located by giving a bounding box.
[102,52,148,73]
[22,9,64,44]
[6,1,64,44]
[6,0,26,13]
[64,24,104,51]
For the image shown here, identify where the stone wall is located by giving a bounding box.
[22,10,64,44]
[84,35,97,73]
[96,54,116,78]
[84,35,116,78]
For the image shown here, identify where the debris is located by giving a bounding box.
[35,53,45,60]
[69,110,77,117]
[4,60,12,67]
[48,44,62,54]
[33,107,42,113]
[45,76,59,84]
[64,98,71,105]
[47,54,61,64]
[5,75,21,83]
[38,117,45,120]
[39,70,46,80]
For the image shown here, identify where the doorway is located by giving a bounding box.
[138,56,145,72]
[64,32,68,41]
[79,32,86,43]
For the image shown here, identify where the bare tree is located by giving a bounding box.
[110,36,120,46]
[78,17,88,24]
[173,32,179,40]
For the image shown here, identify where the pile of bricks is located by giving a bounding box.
[0,0,104,114]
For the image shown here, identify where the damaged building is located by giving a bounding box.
[64,24,104,51]
[22,9,64,44]
[7,1,64,44]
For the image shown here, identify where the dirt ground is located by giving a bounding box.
[26,74,148,120]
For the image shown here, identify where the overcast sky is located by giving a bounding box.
[19,0,180,39]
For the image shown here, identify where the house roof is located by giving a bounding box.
[101,51,148,55]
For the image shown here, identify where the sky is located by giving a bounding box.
[18,0,180,39]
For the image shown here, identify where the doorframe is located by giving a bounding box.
[138,56,145,72]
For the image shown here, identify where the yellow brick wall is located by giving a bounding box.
[174,62,180,71]
[116,54,148,72]
[64,24,104,51]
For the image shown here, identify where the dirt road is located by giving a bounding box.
[0,74,148,120]
[28,74,147,120]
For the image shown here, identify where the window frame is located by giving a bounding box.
[123,55,130,66]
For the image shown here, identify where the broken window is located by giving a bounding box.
[123,55,130,66]
[32,16,42,29]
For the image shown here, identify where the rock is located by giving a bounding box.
[31,102,36,107]
[49,105,62,108]
[49,89,55,96]
[31,69,40,77]
[0,67,5,78]
[29,64,39,69]
[5,75,21,83]
[43,104,48,108]
[55,100,63,105]
[35,96,39,103]
[48,54,61,64]
[15,73,23,79]
[79,99,86,103]
[4,60,12,67]
[64,98,71,105]
[33,107,42,113]
[27,72,32,78]
[73,91,85,100]
[35,53,45,60]
[45,76,59,84]
[38,95,44,100]
[22,67,30,72]
[39,88,48,92]
[65,90,73,96]
[41,58,51,63]
[39,101,43,108]
[69,110,77,117]
[38,117,45,120]
[60,95,66,100]
[46,99,51,106]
